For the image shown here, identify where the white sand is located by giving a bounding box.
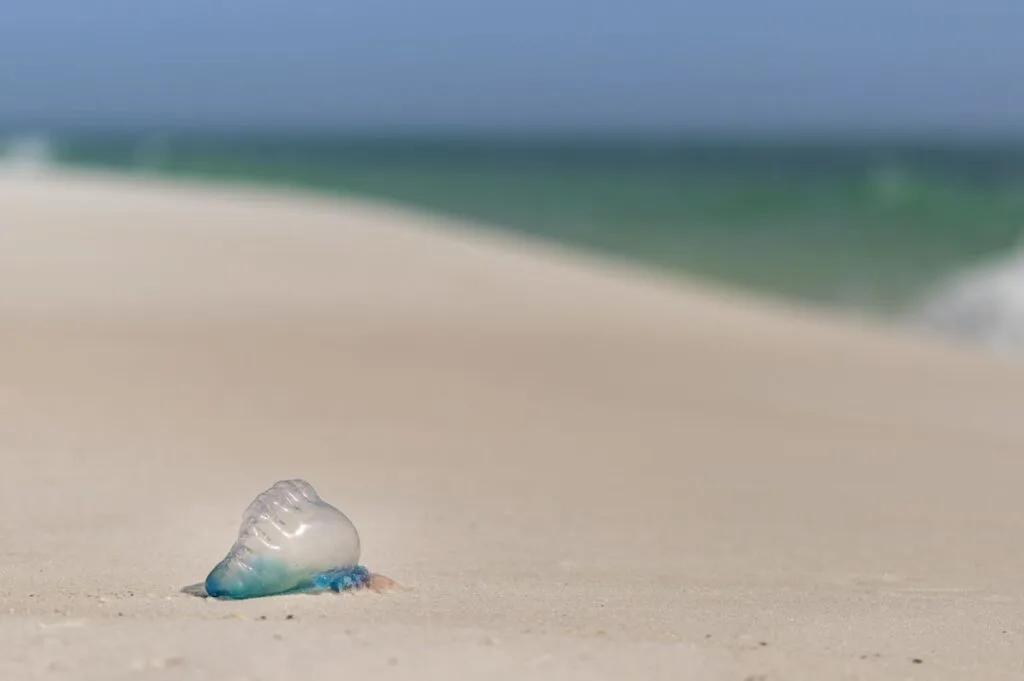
[2,169,1024,680]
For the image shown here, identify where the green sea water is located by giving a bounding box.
[13,132,1024,315]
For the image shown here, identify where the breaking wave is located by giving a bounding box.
[0,134,55,173]
[912,246,1024,353]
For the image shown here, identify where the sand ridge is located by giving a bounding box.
[2,170,1024,679]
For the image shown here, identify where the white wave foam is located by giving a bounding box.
[912,247,1024,352]
[0,134,54,174]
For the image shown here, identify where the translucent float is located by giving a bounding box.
[199,479,386,599]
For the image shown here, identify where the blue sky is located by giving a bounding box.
[2,0,1023,131]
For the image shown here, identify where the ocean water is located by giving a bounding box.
[5,131,1024,346]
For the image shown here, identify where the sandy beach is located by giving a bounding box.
[3,169,1024,680]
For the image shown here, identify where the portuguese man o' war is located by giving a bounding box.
[195,479,395,600]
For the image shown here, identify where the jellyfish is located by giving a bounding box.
[191,479,395,600]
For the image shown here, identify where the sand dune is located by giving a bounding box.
[2,170,1024,680]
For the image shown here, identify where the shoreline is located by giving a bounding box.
[4,165,1016,365]
[13,132,1024,316]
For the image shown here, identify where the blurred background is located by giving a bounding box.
[2,1,1024,344]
